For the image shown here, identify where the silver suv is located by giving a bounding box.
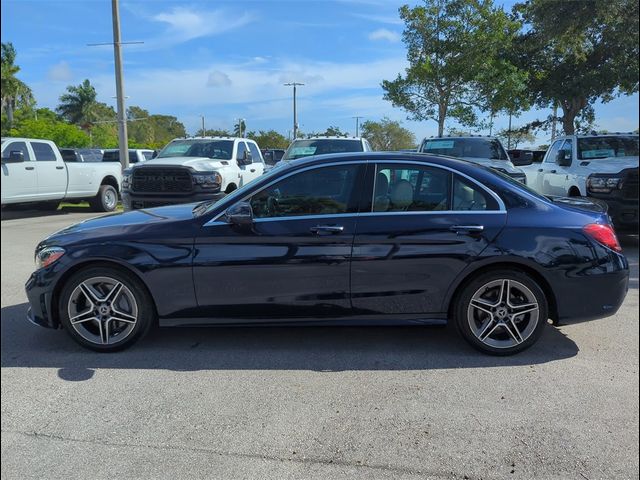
[418,135,527,184]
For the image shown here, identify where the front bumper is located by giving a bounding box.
[25,269,59,329]
[588,194,639,231]
[122,191,226,210]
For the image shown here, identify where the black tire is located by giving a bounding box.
[225,183,237,194]
[454,269,548,355]
[58,266,155,352]
[91,184,118,212]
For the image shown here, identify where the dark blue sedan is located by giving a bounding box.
[26,153,629,354]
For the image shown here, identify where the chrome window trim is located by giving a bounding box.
[205,158,506,227]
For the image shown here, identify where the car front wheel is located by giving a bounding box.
[58,266,154,351]
[454,269,548,355]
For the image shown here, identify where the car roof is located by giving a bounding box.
[170,137,255,142]
[422,135,498,140]
[294,136,364,141]
[556,132,639,139]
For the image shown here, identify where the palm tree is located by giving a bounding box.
[57,79,98,134]
[1,42,35,128]
[233,118,246,137]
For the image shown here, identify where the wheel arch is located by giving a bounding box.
[100,175,120,193]
[50,259,158,329]
[445,260,559,323]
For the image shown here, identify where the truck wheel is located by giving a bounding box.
[91,185,118,212]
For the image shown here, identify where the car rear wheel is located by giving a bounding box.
[91,184,118,212]
[58,266,154,351]
[454,269,548,355]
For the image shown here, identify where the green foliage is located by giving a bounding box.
[382,0,523,136]
[57,79,99,132]
[496,127,536,149]
[1,42,35,128]
[513,0,639,134]
[361,117,416,151]
[233,119,246,137]
[9,117,90,147]
[304,125,348,138]
[247,130,289,149]
[195,128,232,137]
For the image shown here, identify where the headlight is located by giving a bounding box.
[192,172,222,189]
[35,246,65,269]
[122,169,133,189]
[587,175,622,193]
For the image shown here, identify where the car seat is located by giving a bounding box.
[389,179,414,211]
[373,172,390,211]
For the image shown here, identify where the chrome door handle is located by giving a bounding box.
[310,225,344,234]
[450,225,484,234]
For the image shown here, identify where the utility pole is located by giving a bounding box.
[551,103,558,140]
[507,111,513,150]
[201,115,205,136]
[88,0,143,171]
[284,82,304,139]
[352,116,363,137]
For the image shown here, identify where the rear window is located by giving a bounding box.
[421,138,508,160]
[60,150,78,162]
[578,136,639,159]
[282,139,363,160]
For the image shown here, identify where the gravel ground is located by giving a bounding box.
[1,209,638,480]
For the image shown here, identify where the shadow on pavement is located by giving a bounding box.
[1,205,97,221]
[1,302,579,381]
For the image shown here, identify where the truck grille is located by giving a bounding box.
[621,168,639,200]
[132,168,193,193]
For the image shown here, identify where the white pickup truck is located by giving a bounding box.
[521,133,639,231]
[1,137,122,212]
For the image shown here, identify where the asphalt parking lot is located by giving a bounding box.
[1,209,638,480]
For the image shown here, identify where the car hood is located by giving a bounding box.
[577,156,639,173]
[40,203,199,246]
[458,157,524,174]
[136,156,233,171]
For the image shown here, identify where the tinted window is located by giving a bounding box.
[250,165,359,218]
[453,176,498,211]
[559,139,573,163]
[142,151,154,160]
[373,164,451,212]
[247,142,263,163]
[158,140,234,160]
[577,136,639,159]
[60,149,78,162]
[421,138,507,160]
[282,139,364,160]
[544,140,564,163]
[102,151,120,162]
[237,142,248,161]
[2,141,31,161]
[31,142,57,161]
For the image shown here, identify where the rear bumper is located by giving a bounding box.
[122,191,226,210]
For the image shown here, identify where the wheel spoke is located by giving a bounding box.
[110,309,137,324]
[478,318,499,340]
[70,310,97,325]
[504,318,524,344]
[80,282,103,304]
[499,279,510,305]
[510,303,538,317]
[470,298,495,315]
[104,282,123,305]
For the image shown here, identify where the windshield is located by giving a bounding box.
[421,138,508,160]
[577,136,639,159]
[282,139,363,160]
[158,140,235,160]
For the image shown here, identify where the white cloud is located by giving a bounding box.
[353,13,404,25]
[146,7,255,47]
[206,71,232,87]
[47,61,73,82]
[368,28,400,43]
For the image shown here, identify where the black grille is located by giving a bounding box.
[621,168,639,200]
[132,168,193,193]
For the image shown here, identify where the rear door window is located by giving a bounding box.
[31,142,57,161]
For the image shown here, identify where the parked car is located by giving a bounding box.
[26,152,628,354]
[276,136,372,166]
[59,148,104,163]
[507,149,546,166]
[102,148,155,164]
[520,133,639,231]
[1,137,121,211]
[121,137,265,210]
[262,148,285,172]
[418,136,528,184]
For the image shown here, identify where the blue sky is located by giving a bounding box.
[2,0,638,147]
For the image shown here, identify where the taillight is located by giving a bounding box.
[583,223,622,252]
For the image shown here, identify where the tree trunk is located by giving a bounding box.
[6,99,14,128]
[560,97,587,135]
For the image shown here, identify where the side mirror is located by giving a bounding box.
[512,152,534,166]
[2,150,25,163]
[239,151,252,165]
[556,150,572,167]
[224,201,253,225]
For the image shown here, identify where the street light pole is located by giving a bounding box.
[352,116,364,137]
[201,115,205,136]
[111,0,129,171]
[284,82,304,139]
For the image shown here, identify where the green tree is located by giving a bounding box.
[361,117,416,151]
[514,0,639,135]
[382,0,522,136]
[195,128,231,137]
[9,117,90,147]
[57,79,99,135]
[496,127,536,149]
[233,119,246,137]
[1,42,35,130]
[247,130,289,149]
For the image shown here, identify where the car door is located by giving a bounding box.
[1,140,38,202]
[545,139,573,196]
[193,162,366,322]
[535,140,564,195]
[30,141,67,199]
[351,161,507,315]
[246,141,265,182]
